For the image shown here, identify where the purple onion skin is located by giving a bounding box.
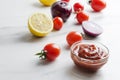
[82,27,101,37]
[82,21,103,37]
[51,1,72,22]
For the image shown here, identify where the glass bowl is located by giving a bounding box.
[70,40,109,72]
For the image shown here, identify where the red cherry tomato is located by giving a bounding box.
[76,11,89,24]
[61,0,70,2]
[90,0,106,12]
[66,31,83,46]
[73,2,84,13]
[53,17,63,30]
[36,43,61,61]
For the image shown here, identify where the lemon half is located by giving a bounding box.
[39,0,57,6]
[28,13,53,37]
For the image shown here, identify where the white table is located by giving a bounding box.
[0,0,120,80]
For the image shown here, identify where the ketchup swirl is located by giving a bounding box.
[74,44,106,60]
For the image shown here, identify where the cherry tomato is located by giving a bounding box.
[66,31,83,46]
[61,0,70,2]
[53,17,63,30]
[76,11,89,24]
[36,43,61,61]
[90,0,106,12]
[73,2,84,13]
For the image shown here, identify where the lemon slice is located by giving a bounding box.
[39,0,56,6]
[28,13,53,37]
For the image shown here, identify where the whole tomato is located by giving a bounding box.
[36,43,61,61]
[53,17,63,30]
[73,2,84,13]
[90,0,106,12]
[76,11,89,24]
[61,0,70,2]
[66,31,83,46]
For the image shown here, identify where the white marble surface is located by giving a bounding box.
[0,0,120,80]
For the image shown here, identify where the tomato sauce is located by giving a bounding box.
[77,44,107,60]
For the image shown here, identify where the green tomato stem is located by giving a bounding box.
[36,50,47,60]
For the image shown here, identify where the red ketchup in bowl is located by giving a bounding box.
[71,41,109,72]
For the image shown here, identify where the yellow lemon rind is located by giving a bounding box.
[28,13,53,37]
[39,0,57,6]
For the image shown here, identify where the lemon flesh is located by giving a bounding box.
[28,13,53,37]
[39,0,57,6]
